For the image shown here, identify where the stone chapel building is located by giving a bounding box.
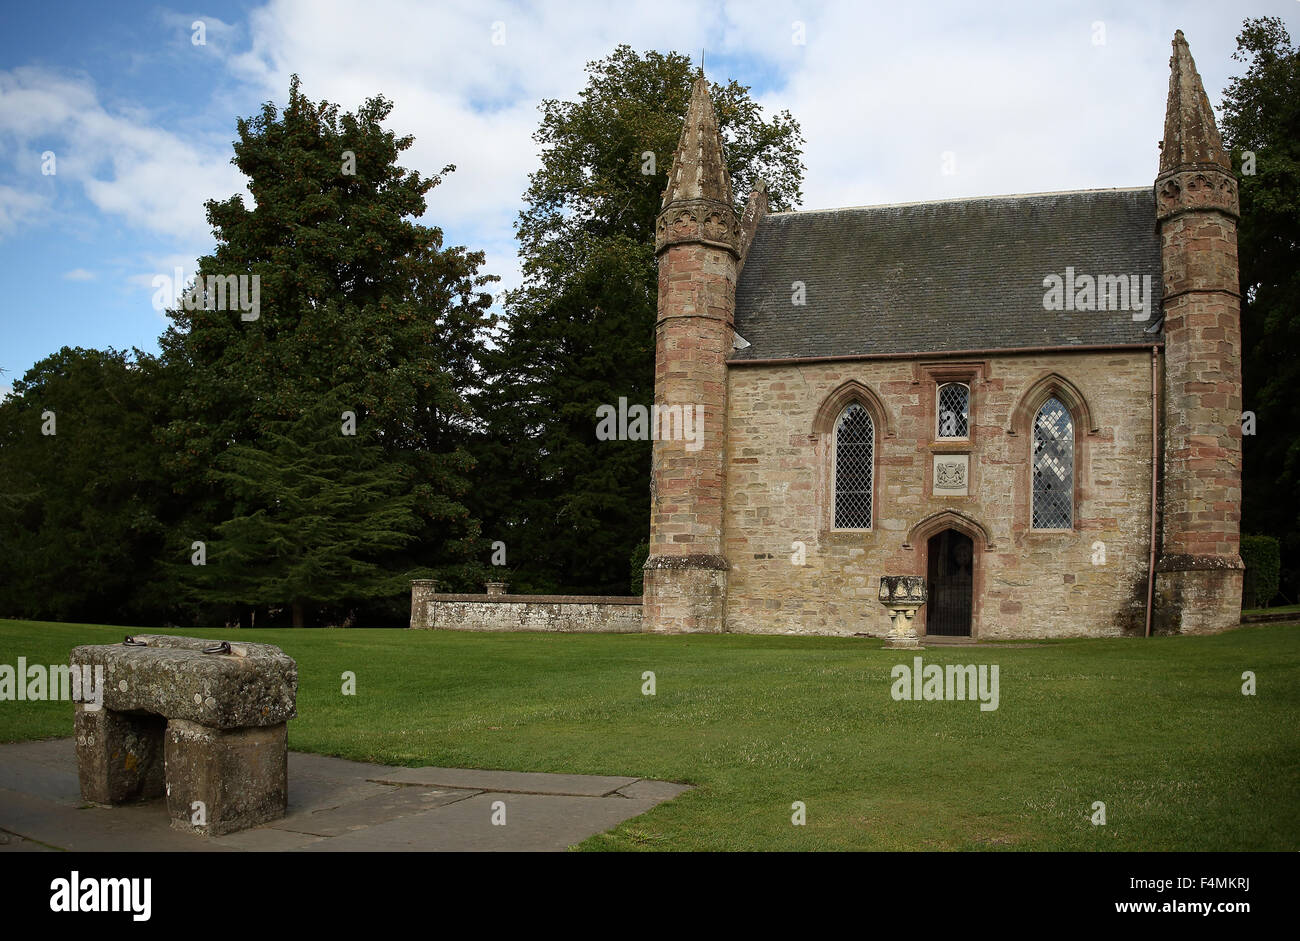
[642,31,1244,639]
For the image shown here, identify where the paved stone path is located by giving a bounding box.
[0,738,688,852]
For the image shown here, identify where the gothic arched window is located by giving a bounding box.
[834,403,874,529]
[1032,396,1074,529]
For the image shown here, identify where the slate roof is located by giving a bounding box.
[730,187,1163,362]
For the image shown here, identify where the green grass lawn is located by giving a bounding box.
[2,619,1297,851]
[1243,604,1300,616]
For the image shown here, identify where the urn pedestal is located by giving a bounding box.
[878,576,927,649]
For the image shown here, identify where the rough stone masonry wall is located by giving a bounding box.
[644,235,737,634]
[649,240,734,559]
[1157,191,1242,562]
[723,351,1157,639]
[411,593,643,634]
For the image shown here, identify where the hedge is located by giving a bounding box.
[1241,533,1281,608]
[630,542,650,595]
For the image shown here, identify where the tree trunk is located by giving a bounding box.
[292,601,305,629]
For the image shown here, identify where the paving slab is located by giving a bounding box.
[371,766,639,796]
[0,829,53,852]
[211,825,327,851]
[614,779,692,802]
[278,758,406,817]
[0,738,687,852]
[302,791,667,852]
[0,739,85,806]
[270,784,479,837]
[0,788,234,852]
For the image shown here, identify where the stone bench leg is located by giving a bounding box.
[74,706,166,804]
[164,719,288,836]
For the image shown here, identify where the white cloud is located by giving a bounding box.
[157,11,240,49]
[222,0,754,294]
[0,0,1272,310]
[742,0,1257,210]
[0,183,46,238]
[62,268,96,281]
[0,67,247,244]
[123,251,216,318]
[216,0,1264,294]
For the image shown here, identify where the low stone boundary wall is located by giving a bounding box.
[410,581,642,633]
[1239,611,1298,624]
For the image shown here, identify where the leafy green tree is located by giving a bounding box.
[1221,16,1300,597]
[184,401,422,628]
[472,47,804,593]
[159,77,497,620]
[0,348,182,623]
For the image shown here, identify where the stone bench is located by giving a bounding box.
[70,634,297,836]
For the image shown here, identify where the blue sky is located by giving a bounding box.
[1,0,1295,395]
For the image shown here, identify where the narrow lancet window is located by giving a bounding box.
[1032,396,1074,529]
[834,404,874,529]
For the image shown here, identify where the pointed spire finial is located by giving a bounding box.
[660,73,734,211]
[1160,29,1229,174]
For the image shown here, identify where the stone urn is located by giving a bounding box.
[878,575,927,649]
[484,581,508,596]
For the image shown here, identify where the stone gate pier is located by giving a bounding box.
[70,634,297,836]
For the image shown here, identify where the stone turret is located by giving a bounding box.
[1153,30,1245,633]
[643,74,741,633]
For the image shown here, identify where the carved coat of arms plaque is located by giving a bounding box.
[936,461,966,488]
[932,454,970,494]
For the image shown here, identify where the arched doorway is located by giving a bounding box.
[927,529,973,637]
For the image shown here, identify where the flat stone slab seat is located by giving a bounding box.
[69,634,297,836]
